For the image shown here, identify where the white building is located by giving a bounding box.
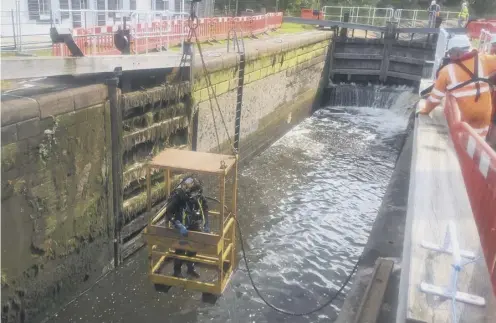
[1,0,214,39]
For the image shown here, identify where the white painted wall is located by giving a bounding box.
[136,0,151,10]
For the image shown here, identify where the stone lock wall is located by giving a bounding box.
[192,32,332,158]
[1,86,112,323]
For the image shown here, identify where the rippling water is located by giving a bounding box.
[46,87,416,323]
[202,101,414,323]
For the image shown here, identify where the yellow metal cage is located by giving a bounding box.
[143,149,238,296]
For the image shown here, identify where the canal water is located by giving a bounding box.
[45,86,417,323]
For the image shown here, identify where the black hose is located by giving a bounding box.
[205,196,361,316]
[235,217,361,316]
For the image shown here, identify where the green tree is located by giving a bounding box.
[469,0,496,16]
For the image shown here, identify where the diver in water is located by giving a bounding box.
[165,176,210,278]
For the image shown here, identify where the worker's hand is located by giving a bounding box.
[417,108,431,115]
[416,99,430,116]
[174,220,188,237]
[178,225,188,237]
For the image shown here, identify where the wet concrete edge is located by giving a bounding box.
[335,111,416,323]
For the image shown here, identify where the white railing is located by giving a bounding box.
[322,6,394,26]
[394,9,459,28]
[321,6,459,29]
[478,29,494,54]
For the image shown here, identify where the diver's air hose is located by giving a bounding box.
[206,196,361,316]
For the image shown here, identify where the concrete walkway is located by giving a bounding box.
[399,109,496,323]
[337,108,496,323]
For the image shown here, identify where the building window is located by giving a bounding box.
[38,0,50,16]
[27,0,51,20]
[60,0,70,19]
[108,0,123,11]
[152,0,168,11]
[70,0,88,28]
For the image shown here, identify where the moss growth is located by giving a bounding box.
[122,82,190,113]
[1,270,7,288]
[45,215,57,237]
[122,181,166,221]
[122,116,189,152]
[38,118,59,165]
[1,143,18,171]
[122,173,185,222]
[122,101,187,132]
[12,179,26,195]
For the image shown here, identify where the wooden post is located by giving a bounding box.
[107,71,123,268]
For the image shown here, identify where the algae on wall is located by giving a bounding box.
[1,102,113,322]
[119,82,193,236]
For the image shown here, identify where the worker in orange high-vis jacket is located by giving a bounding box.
[418,45,496,138]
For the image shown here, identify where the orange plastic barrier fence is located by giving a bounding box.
[52,13,283,56]
[444,95,496,297]
[466,19,496,39]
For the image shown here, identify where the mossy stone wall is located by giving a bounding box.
[1,85,112,323]
[191,32,332,154]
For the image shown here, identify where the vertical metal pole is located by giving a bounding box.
[11,9,17,51]
[218,173,226,289]
[219,176,226,233]
[230,157,238,281]
[16,0,22,53]
[235,0,238,17]
[107,69,123,268]
[181,0,184,52]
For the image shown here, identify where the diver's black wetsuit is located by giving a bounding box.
[165,178,209,277]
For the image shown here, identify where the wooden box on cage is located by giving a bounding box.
[143,149,238,296]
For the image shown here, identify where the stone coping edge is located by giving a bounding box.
[194,31,332,74]
[1,84,108,127]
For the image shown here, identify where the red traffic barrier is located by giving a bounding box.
[466,18,496,39]
[445,95,496,297]
[52,13,283,57]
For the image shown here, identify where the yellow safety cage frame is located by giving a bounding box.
[143,148,238,296]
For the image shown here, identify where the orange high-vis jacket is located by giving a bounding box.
[426,52,496,137]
